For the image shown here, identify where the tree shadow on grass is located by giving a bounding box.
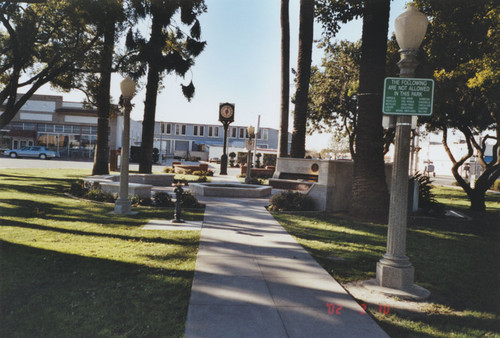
[1,218,198,247]
[0,240,195,337]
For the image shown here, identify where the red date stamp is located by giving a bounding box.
[326,302,390,315]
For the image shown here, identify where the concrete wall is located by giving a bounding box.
[275,158,392,212]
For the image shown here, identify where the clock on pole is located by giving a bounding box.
[219,102,235,175]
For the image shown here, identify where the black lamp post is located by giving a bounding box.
[219,103,234,175]
[172,184,185,223]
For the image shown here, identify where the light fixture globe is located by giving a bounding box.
[395,5,429,50]
[247,125,255,138]
[120,77,136,99]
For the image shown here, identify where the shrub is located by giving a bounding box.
[237,152,247,165]
[263,153,277,167]
[85,188,115,203]
[192,170,214,177]
[180,191,203,208]
[244,177,263,185]
[410,172,436,208]
[69,179,86,197]
[492,180,500,191]
[268,191,315,211]
[163,167,175,173]
[410,172,444,215]
[131,195,153,206]
[153,192,174,207]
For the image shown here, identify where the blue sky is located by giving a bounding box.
[37,0,408,150]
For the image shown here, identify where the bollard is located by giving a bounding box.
[172,184,185,223]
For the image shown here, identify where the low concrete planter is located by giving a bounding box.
[128,174,174,187]
[99,182,152,198]
[189,183,272,198]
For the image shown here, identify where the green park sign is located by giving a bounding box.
[383,77,434,116]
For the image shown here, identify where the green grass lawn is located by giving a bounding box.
[0,169,203,337]
[273,186,500,337]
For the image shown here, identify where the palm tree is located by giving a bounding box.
[290,0,314,158]
[350,0,391,221]
[125,0,206,173]
[279,0,290,158]
[92,0,124,175]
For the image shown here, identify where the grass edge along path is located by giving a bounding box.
[273,187,500,337]
[0,168,203,337]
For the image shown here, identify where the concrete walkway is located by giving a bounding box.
[184,196,388,337]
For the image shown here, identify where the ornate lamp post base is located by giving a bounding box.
[114,198,134,215]
[376,255,414,290]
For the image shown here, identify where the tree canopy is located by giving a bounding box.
[0,0,100,129]
[416,0,500,211]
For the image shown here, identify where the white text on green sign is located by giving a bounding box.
[383,77,434,116]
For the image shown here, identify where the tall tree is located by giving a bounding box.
[290,0,314,158]
[0,0,99,130]
[279,0,290,157]
[315,0,391,221]
[125,0,206,174]
[307,40,361,158]
[349,0,391,221]
[92,0,124,175]
[416,0,500,211]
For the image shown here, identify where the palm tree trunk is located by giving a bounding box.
[279,0,290,158]
[350,0,390,221]
[290,0,314,158]
[92,16,115,175]
[138,13,162,174]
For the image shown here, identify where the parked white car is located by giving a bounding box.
[4,146,60,160]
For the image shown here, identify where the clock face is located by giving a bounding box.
[220,105,234,118]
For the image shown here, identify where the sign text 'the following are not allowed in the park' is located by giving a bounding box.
[382,77,434,116]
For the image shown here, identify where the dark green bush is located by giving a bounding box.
[268,191,315,211]
[180,191,203,208]
[192,170,214,177]
[153,192,174,207]
[196,175,208,182]
[69,179,86,197]
[85,188,115,203]
[131,195,153,206]
[410,172,436,208]
[410,172,444,215]
[245,177,263,185]
[263,153,276,167]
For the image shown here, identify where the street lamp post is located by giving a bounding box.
[376,5,430,296]
[114,77,136,215]
[245,125,255,184]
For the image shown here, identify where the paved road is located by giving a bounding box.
[1,157,460,186]
[0,157,197,172]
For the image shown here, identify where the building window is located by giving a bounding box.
[166,123,171,134]
[161,123,165,134]
[214,127,219,137]
[258,128,268,140]
[193,125,198,136]
[199,126,204,136]
[239,128,246,139]
[231,127,237,138]
[208,126,213,137]
[181,125,186,135]
[175,124,180,135]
